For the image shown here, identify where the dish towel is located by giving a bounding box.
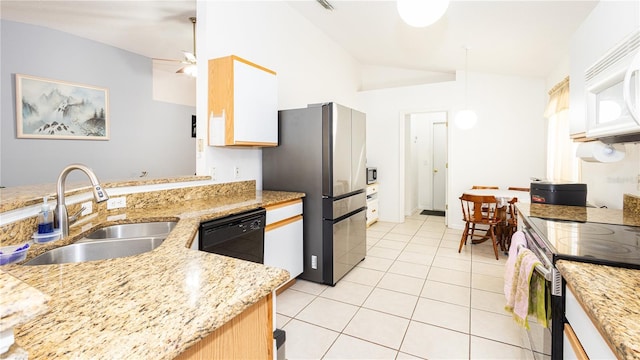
[504,231,527,298]
[504,248,543,329]
[529,269,550,328]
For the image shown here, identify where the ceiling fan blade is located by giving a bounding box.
[153,57,181,63]
[182,51,196,63]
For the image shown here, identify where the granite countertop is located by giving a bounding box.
[516,202,640,226]
[1,190,303,359]
[556,261,640,360]
[0,271,49,359]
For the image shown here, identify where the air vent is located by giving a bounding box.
[585,29,640,82]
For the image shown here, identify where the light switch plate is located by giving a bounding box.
[81,201,93,216]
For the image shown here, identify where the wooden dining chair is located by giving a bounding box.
[507,186,530,192]
[471,185,499,189]
[458,194,501,260]
[504,197,519,251]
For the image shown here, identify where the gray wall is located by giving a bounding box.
[1,20,195,187]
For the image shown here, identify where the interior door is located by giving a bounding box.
[432,121,447,211]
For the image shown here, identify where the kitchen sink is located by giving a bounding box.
[24,237,165,265]
[24,221,177,266]
[79,221,177,241]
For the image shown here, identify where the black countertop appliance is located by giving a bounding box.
[530,181,587,206]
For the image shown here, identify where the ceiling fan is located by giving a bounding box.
[155,17,197,77]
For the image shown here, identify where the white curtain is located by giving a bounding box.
[544,77,578,181]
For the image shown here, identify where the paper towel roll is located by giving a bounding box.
[576,141,625,162]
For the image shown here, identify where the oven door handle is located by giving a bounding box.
[516,240,562,297]
[516,242,553,281]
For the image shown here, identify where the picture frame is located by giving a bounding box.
[15,74,109,140]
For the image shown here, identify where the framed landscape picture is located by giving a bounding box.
[16,74,109,140]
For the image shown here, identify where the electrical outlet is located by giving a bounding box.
[209,167,216,181]
[234,166,240,179]
[311,255,318,269]
[81,201,93,216]
[107,197,127,210]
[637,175,640,191]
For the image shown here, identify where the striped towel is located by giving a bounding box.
[504,231,527,299]
[504,248,542,329]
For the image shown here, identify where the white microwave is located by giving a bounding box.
[585,29,640,142]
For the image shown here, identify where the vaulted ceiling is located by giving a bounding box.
[1,0,598,79]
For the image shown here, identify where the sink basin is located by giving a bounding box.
[24,237,165,265]
[24,221,177,266]
[79,221,177,241]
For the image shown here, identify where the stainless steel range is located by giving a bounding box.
[521,215,640,360]
[526,217,640,269]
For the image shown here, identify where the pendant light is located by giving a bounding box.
[455,47,478,130]
[397,0,449,28]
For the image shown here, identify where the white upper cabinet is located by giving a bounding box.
[208,55,278,147]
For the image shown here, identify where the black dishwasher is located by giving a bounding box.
[198,208,266,264]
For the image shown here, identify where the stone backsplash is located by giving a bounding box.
[0,180,255,247]
[623,193,640,217]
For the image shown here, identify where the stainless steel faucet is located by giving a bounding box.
[55,164,109,237]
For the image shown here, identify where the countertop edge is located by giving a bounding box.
[556,260,640,360]
[3,190,304,359]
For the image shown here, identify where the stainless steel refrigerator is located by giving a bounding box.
[263,103,367,285]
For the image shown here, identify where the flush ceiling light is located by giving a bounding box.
[397,0,449,27]
[455,47,478,130]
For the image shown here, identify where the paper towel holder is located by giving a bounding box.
[576,140,625,163]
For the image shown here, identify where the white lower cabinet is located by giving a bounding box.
[564,284,617,359]
[366,184,379,226]
[264,199,303,279]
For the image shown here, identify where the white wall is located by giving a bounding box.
[358,81,457,223]
[405,114,419,215]
[195,1,361,187]
[0,20,196,187]
[448,71,546,228]
[359,71,547,228]
[152,64,196,107]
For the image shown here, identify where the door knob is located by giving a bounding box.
[433,169,439,173]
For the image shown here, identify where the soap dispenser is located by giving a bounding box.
[37,196,54,234]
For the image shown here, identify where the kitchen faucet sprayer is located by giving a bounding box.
[55,164,109,237]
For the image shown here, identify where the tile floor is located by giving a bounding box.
[276,212,549,359]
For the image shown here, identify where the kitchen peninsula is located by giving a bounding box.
[0,178,304,359]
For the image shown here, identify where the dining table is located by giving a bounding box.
[461,188,530,251]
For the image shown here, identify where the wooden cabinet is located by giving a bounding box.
[366,184,379,226]
[264,199,303,279]
[208,55,277,147]
[563,284,616,359]
[175,293,273,360]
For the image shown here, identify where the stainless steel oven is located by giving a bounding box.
[520,219,561,360]
[520,215,640,360]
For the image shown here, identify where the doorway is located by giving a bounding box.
[404,111,448,217]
